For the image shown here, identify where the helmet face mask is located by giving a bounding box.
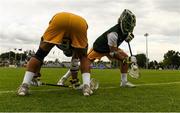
[118,9,136,35]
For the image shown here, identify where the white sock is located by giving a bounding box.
[62,69,71,79]
[121,73,127,83]
[22,71,35,85]
[82,73,90,86]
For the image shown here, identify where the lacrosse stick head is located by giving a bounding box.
[90,78,99,90]
[72,78,99,90]
[128,63,140,79]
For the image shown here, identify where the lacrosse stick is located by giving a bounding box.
[41,82,70,87]
[30,78,70,87]
[66,78,99,90]
[127,42,140,79]
[90,78,99,90]
[31,77,99,89]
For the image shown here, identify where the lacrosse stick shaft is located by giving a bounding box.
[128,42,133,56]
[41,82,69,87]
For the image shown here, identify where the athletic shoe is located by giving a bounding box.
[73,78,99,90]
[57,77,67,86]
[120,81,136,88]
[82,84,93,96]
[17,83,29,96]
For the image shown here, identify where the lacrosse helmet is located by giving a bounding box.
[118,9,136,34]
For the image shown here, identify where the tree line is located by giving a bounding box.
[136,50,180,69]
[0,50,180,69]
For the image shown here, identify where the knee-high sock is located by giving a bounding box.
[82,73,90,86]
[22,71,35,85]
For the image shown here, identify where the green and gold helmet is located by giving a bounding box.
[118,9,136,34]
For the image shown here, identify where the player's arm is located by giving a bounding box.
[107,32,127,60]
[107,32,118,50]
[107,32,119,57]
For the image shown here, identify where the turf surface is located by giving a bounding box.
[0,67,180,112]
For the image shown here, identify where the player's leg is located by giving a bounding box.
[116,49,136,87]
[57,58,80,88]
[87,49,106,91]
[120,59,135,87]
[69,58,80,88]
[70,14,93,96]
[71,48,92,96]
[18,12,74,95]
[108,48,135,87]
[17,41,54,96]
[66,49,101,91]
[57,49,100,91]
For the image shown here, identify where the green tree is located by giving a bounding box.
[0,51,28,64]
[158,61,164,69]
[135,53,147,68]
[149,60,158,69]
[163,50,180,69]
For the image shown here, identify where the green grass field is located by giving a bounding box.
[0,67,180,112]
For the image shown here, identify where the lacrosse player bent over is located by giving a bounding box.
[17,12,93,96]
[58,9,137,88]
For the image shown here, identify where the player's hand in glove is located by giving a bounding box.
[131,56,137,63]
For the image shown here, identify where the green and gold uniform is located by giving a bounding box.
[43,12,88,49]
[88,24,128,61]
[93,24,127,53]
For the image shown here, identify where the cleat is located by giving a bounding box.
[57,77,67,86]
[82,84,93,96]
[120,82,136,88]
[73,78,99,90]
[17,83,29,96]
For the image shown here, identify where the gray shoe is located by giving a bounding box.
[120,82,136,88]
[17,83,29,96]
[82,84,93,96]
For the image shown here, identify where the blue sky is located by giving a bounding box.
[0,0,179,62]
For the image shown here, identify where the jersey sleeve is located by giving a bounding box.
[107,32,118,47]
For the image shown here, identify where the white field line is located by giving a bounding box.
[136,81,180,86]
[1,81,180,94]
[101,81,180,89]
[0,88,65,94]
